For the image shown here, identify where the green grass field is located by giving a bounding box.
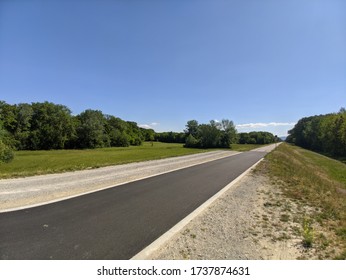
[0,142,205,178]
[265,143,346,259]
[0,142,264,179]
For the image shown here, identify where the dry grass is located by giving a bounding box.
[263,143,346,259]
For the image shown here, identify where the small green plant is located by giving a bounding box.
[302,218,314,248]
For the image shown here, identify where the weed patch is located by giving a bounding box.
[302,218,314,248]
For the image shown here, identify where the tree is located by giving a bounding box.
[27,102,75,150]
[104,115,130,147]
[184,134,199,148]
[287,110,346,157]
[238,133,251,144]
[0,101,149,150]
[219,119,238,147]
[183,119,238,148]
[237,131,276,144]
[126,121,143,146]
[198,123,221,148]
[76,109,106,149]
[0,101,17,134]
[14,103,33,150]
[210,120,222,130]
[185,120,199,137]
[155,132,186,143]
[140,127,155,142]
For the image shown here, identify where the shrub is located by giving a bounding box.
[0,140,14,163]
[184,134,199,148]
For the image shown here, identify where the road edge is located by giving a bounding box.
[131,157,265,260]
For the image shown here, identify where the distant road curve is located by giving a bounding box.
[0,144,278,259]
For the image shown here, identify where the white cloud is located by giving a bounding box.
[236,122,296,128]
[139,122,160,129]
[235,122,296,136]
[139,124,152,129]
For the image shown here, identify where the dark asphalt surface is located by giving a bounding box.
[0,151,266,260]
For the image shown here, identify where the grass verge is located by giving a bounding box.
[264,143,346,259]
[0,142,210,179]
[0,143,268,179]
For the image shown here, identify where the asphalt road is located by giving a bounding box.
[0,150,266,260]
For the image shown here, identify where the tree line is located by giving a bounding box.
[0,100,279,163]
[182,119,279,148]
[286,108,346,157]
[0,101,150,153]
[238,131,279,144]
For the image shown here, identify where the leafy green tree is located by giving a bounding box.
[76,109,106,149]
[28,102,75,150]
[14,103,33,149]
[140,128,155,142]
[210,120,222,130]
[0,101,150,150]
[0,101,17,134]
[321,113,346,156]
[155,131,186,143]
[198,123,221,148]
[184,134,199,148]
[184,119,237,148]
[185,120,199,137]
[287,110,346,157]
[103,115,129,146]
[238,133,251,144]
[175,132,186,143]
[220,119,238,147]
[113,131,130,147]
[238,131,276,144]
[126,121,143,146]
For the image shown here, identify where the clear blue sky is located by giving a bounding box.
[0,0,345,136]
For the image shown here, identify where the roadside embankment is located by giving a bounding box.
[150,143,346,260]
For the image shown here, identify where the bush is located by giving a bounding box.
[184,134,199,148]
[0,140,14,163]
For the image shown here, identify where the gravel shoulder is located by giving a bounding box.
[149,166,304,260]
[0,150,239,212]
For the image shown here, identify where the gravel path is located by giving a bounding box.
[0,150,238,212]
